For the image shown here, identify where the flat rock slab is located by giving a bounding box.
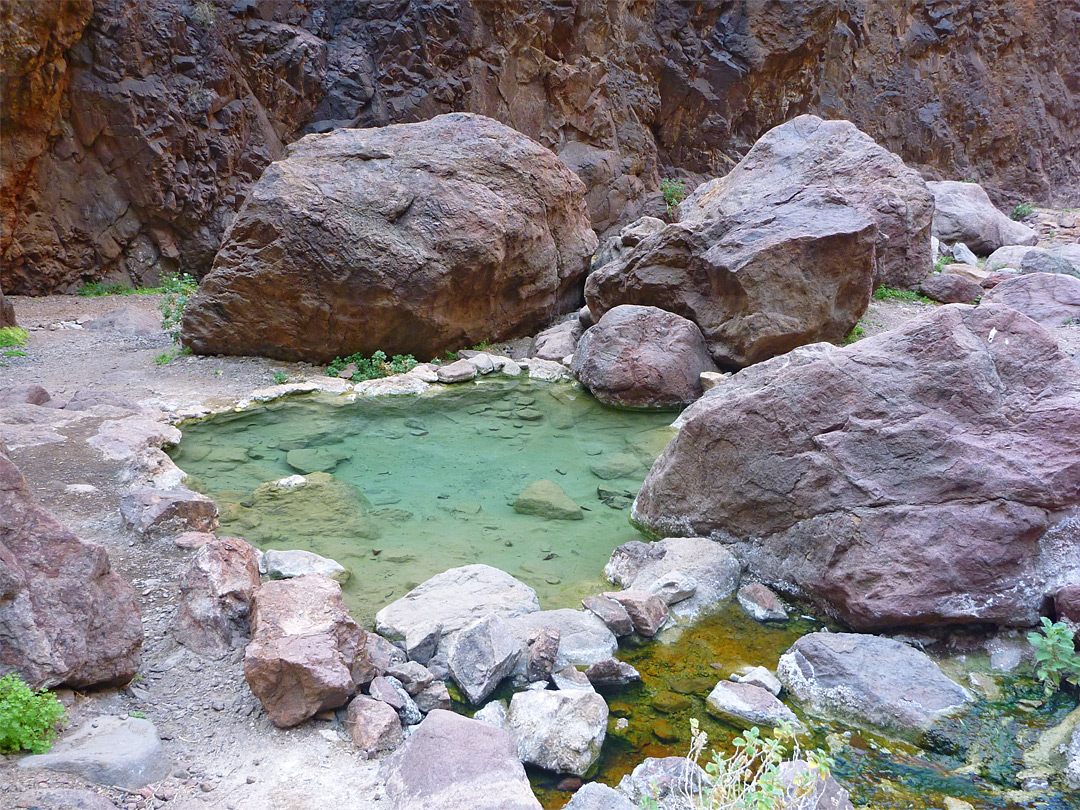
[375,564,540,655]
[263,548,349,583]
[19,716,169,790]
[514,479,583,520]
[380,709,541,810]
[11,788,118,810]
[507,688,608,776]
[778,632,971,738]
[706,680,800,729]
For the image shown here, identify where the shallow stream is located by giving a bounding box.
[170,379,1076,810]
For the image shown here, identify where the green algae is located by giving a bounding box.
[170,379,675,623]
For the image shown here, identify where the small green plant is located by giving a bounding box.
[129,711,147,719]
[873,287,934,304]
[158,272,197,346]
[471,338,490,352]
[1027,617,1080,695]
[155,350,176,366]
[661,177,688,218]
[272,371,289,385]
[3,349,28,357]
[842,321,866,345]
[933,255,955,274]
[0,326,29,348]
[1011,202,1034,221]
[0,674,66,754]
[326,350,418,381]
[77,281,162,297]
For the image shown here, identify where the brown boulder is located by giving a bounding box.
[173,536,260,657]
[679,115,933,289]
[572,305,718,408]
[345,695,403,758]
[633,304,1080,629]
[120,486,218,538]
[981,272,1080,327]
[0,442,141,688]
[919,273,984,305]
[586,185,876,369]
[1056,586,1080,624]
[244,575,369,727]
[182,113,596,363]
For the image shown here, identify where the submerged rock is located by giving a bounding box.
[572,305,718,408]
[380,710,542,810]
[633,305,1080,630]
[183,113,596,363]
[513,479,583,520]
[705,680,800,730]
[777,632,971,738]
[927,181,1038,255]
[507,688,608,776]
[1,443,142,688]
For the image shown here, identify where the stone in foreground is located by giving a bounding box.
[706,680,800,729]
[633,305,1080,629]
[345,695,403,758]
[603,590,669,636]
[572,305,718,408]
[263,547,349,583]
[507,688,608,776]
[119,486,218,538]
[173,536,260,657]
[380,709,541,810]
[19,716,169,790]
[447,614,523,704]
[563,782,639,810]
[778,760,854,810]
[616,756,710,806]
[778,633,971,737]
[737,583,789,623]
[244,575,369,727]
[1,444,142,688]
[183,113,596,363]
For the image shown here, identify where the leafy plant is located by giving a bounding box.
[1011,202,1034,221]
[326,350,418,381]
[0,674,66,754]
[672,719,833,810]
[0,326,29,348]
[873,287,934,304]
[1027,617,1080,695]
[842,322,866,345]
[933,255,955,274]
[272,371,289,385]
[3,349,28,358]
[661,177,688,218]
[158,272,197,345]
[77,282,162,297]
[155,350,176,366]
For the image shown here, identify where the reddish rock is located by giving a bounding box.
[0,289,13,327]
[572,305,719,408]
[0,442,141,688]
[919,273,984,305]
[602,590,669,637]
[581,595,634,637]
[173,536,260,657]
[525,626,561,682]
[345,695,403,758]
[584,658,641,688]
[414,680,451,714]
[172,531,215,550]
[0,384,50,406]
[244,575,370,727]
[981,272,1080,327]
[736,583,788,623]
[182,114,596,363]
[1057,586,1080,624]
[634,304,1080,629]
[120,487,218,538]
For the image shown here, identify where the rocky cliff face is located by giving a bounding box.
[3,0,1077,295]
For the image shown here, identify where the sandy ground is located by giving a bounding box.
[0,276,1078,810]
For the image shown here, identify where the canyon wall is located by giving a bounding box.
[2,0,1077,294]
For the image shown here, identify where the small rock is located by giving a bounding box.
[437,359,479,383]
[526,626,561,681]
[603,590,668,636]
[414,680,451,714]
[386,661,434,696]
[731,666,782,696]
[263,548,349,583]
[949,242,979,266]
[645,570,697,605]
[473,700,509,730]
[447,614,524,704]
[736,583,789,623]
[581,595,634,637]
[552,666,594,692]
[616,757,710,807]
[513,479,583,520]
[120,487,218,538]
[706,680,800,729]
[345,695,403,758]
[584,658,641,688]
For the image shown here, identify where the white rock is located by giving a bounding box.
[263,548,349,583]
[507,689,608,776]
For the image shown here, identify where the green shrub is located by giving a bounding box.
[326,350,418,381]
[158,272,197,345]
[873,287,934,304]
[76,282,162,297]
[1011,202,1034,221]
[1027,617,1080,695]
[155,350,176,366]
[272,371,289,385]
[0,674,66,754]
[842,322,866,345]
[0,326,29,348]
[933,255,955,274]
[661,177,688,218]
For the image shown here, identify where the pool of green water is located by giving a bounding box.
[169,378,676,623]
[170,378,1077,810]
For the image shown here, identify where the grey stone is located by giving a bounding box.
[384,675,422,725]
[447,614,524,704]
[403,621,442,665]
[535,319,582,361]
[581,595,634,637]
[552,666,595,692]
[927,180,1038,255]
[1021,249,1078,278]
[263,548,349,583]
[777,632,971,738]
[985,245,1033,271]
[706,680,801,729]
[380,710,542,810]
[616,757,710,808]
[473,699,509,730]
[645,570,697,605]
[507,689,608,776]
[414,680,451,714]
[602,590,669,636]
[949,242,979,266]
[86,305,161,336]
[732,666,782,696]
[507,610,618,670]
[525,626,561,681]
[589,452,643,480]
[777,760,854,810]
[1066,723,1080,790]
[12,789,118,810]
[513,479,583,520]
[437,359,479,384]
[19,716,169,790]
[386,661,434,696]
[119,486,218,538]
[563,782,639,810]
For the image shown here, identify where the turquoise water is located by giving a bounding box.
[169,378,676,622]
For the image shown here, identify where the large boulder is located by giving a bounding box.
[918,272,984,305]
[446,614,524,704]
[172,536,261,657]
[506,688,608,776]
[632,304,1080,630]
[679,115,933,289]
[981,273,1080,327]
[586,184,876,370]
[927,181,1038,255]
[182,113,597,363]
[572,305,719,408]
[244,575,371,727]
[777,633,971,738]
[374,564,540,661]
[0,444,142,689]
[380,709,541,810]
